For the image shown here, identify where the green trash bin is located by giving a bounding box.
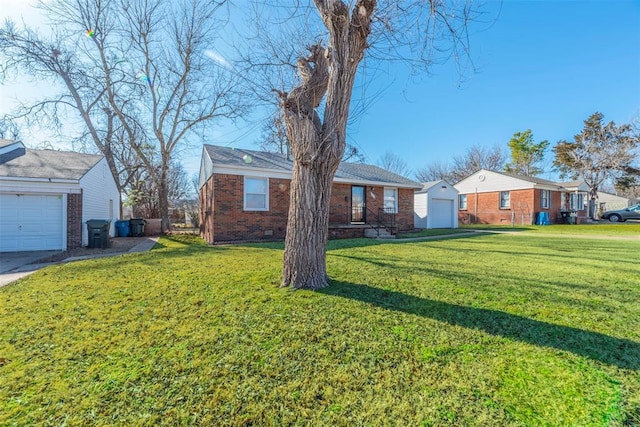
[129,218,147,237]
[86,219,110,248]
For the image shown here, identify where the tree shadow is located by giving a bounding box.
[320,281,640,370]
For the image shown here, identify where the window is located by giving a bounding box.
[244,177,268,211]
[459,194,467,210]
[499,191,510,209]
[569,193,584,211]
[541,190,551,209]
[383,188,398,213]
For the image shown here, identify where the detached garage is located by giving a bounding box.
[414,180,459,229]
[0,139,120,252]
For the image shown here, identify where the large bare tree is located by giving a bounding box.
[0,0,244,232]
[245,1,477,289]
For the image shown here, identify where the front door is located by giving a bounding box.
[351,186,365,223]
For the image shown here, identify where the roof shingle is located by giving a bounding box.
[204,144,421,188]
[0,148,103,180]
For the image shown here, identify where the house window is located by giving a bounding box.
[459,194,467,210]
[383,188,398,213]
[499,191,510,209]
[541,190,551,209]
[569,193,584,211]
[244,177,269,211]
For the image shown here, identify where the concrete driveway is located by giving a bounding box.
[0,251,61,274]
[0,238,159,288]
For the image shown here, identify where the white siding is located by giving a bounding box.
[414,193,428,228]
[414,180,458,229]
[455,170,536,194]
[597,192,633,210]
[79,158,120,245]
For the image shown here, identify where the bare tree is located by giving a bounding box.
[0,0,244,232]
[415,160,454,183]
[0,117,21,140]
[376,151,410,177]
[553,112,639,218]
[451,144,506,181]
[415,144,505,185]
[242,1,478,289]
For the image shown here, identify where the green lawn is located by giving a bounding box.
[461,222,640,236]
[1,233,639,426]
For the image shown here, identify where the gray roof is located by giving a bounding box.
[204,144,422,188]
[559,180,584,188]
[0,147,103,180]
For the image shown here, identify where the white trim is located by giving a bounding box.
[243,176,269,211]
[0,176,78,184]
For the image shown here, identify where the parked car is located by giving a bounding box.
[601,204,640,222]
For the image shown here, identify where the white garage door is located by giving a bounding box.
[0,194,64,252]
[430,198,454,228]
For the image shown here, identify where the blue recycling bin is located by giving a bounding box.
[115,220,130,237]
[536,212,550,225]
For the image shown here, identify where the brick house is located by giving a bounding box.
[198,144,422,244]
[454,169,588,225]
[0,139,121,252]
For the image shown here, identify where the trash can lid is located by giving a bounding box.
[87,219,110,226]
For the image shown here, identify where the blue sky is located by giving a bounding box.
[1,1,639,180]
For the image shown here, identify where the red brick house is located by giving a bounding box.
[198,145,422,244]
[454,169,589,225]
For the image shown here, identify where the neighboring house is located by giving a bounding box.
[198,144,422,243]
[596,191,637,213]
[414,180,459,229]
[0,140,120,252]
[454,169,588,225]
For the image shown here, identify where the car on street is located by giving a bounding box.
[601,204,640,222]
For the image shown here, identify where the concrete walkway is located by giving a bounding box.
[0,237,159,288]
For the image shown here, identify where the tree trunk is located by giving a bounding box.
[282,160,335,289]
[279,1,375,290]
[159,162,171,233]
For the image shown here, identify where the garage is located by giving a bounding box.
[0,193,65,252]
[429,198,454,228]
[414,180,459,229]
[1,139,121,252]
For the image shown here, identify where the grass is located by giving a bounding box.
[396,228,471,238]
[1,233,640,426]
[461,222,640,236]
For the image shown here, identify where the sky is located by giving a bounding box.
[1,0,639,181]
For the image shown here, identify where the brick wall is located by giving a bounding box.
[200,173,415,244]
[67,192,83,249]
[458,189,564,225]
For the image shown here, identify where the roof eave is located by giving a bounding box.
[0,176,80,184]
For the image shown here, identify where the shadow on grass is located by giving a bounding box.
[320,281,640,370]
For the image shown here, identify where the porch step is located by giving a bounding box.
[364,228,395,239]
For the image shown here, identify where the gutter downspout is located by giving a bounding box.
[475,187,478,224]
